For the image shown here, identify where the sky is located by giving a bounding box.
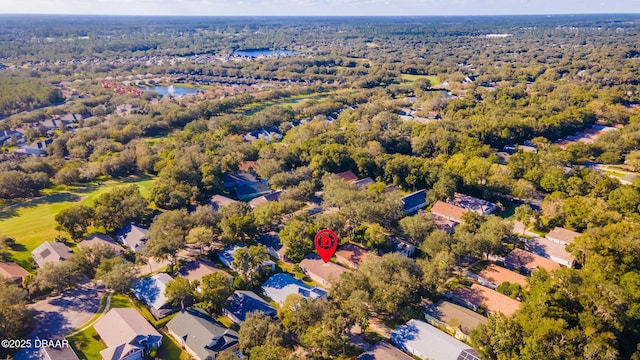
[1,0,640,17]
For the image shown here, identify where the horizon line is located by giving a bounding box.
[1,12,640,17]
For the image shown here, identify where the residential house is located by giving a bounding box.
[78,234,123,256]
[218,245,276,272]
[94,308,162,360]
[299,255,350,288]
[262,273,327,304]
[357,341,413,360]
[352,177,375,190]
[16,139,53,156]
[256,232,288,261]
[431,201,467,224]
[449,284,520,316]
[0,262,29,284]
[477,264,528,290]
[424,300,487,339]
[238,161,258,173]
[224,290,277,324]
[0,129,21,145]
[116,224,148,253]
[390,237,415,258]
[526,237,575,268]
[130,273,175,318]
[392,319,480,360]
[208,195,238,212]
[223,172,259,189]
[166,308,239,360]
[401,190,427,215]
[40,336,79,360]
[452,193,497,215]
[178,259,232,288]
[546,227,580,245]
[335,170,358,183]
[32,241,74,267]
[504,248,562,274]
[429,213,458,234]
[335,243,376,270]
[249,190,282,208]
[39,118,72,131]
[235,182,272,200]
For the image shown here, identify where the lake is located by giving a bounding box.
[141,85,199,97]
[232,49,297,58]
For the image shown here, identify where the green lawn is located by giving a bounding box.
[110,293,134,308]
[68,326,106,360]
[157,333,187,360]
[0,176,155,269]
[400,74,442,86]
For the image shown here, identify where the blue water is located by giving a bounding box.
[141,85,199,96]
[232,49,297,57]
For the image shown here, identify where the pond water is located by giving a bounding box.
[232,49,297,58]
[141,85,199,97]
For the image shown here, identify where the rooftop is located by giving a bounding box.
[401,189,427,214]
[431,201,467,224]
[0,262,29,282]
[209,195,238,211]
[451,284,521,316]
[545,227,581,245]
[299,255,350,287]
[130,273,173,311]
[335,170,359,183]
[335,243,376,269]
[179,259,232,283]
[353,177,375,189]
[262,273,327,304]
[32,241,74,267]
[94,308,162,360]
[504,248,562,273]
[526,237,575,265]
[478,264,528,288]
[452,192,496,215]
[392,319,480,360]
[78,233,123,255]
[167,308,239,359]
[116,223,148,251]
[425,300,488,335]
[225,290,277,323]
[357,341,413,360]
[235,182,271,199]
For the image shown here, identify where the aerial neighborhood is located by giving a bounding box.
[1,12,640,360]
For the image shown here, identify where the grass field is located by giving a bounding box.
[0,176,155,269]
[109,293,134,308]
[400,74,442,86]
[68,326,105,360]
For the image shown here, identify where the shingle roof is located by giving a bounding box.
[335,243,376,269]
[32,241,74,267]
[178,259,231,283]
[299,255,350,287]
[353,177,375,189]
[452,193,496,215]
[504,248,562,273]
[224,290,277,323]
[546,227,580,245]
[78,234,123,255]
[335,170,358,183]
[209,195,238,211]
[235,182,271,199]
[451,284,521,316]
[167,308,238,360]
[0,262,29,282]
[431,201,467,223]
[478,264,528,288]
[425,301,488,335]
[94,308,162,360]
[262,273,327,304]
[392,319,480,360]
[130,273,173,311]
[526,238,575,266]
[401,190,427,213]
[249,190,282,207]
[116,223,148,251]
[357,341,413,360]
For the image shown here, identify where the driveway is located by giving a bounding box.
[14,282,105,360]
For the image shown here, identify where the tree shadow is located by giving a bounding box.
[0,192,80,220]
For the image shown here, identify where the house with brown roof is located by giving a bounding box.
[178,259,232,286]
[546,227,580,245]
[357,341,413,360]
[0,262,29,284]
[452,192,497,215]
[335,243,377,270]
[78,234,123,256]
[299,255,350,288]
[209,195,238,211]
[449,284,521,316]
[504,248,562,274]
[249,190,282,208]
[424,300,488,339]
[526,237,575,268]
[431,201,468,224]
[477,264,528,290]
[335,170,358,183]
[93,308,162,360]
[32,241,74,267]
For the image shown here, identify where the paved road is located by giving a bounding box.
[14,283,105,360]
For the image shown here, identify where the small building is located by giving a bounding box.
[401,190,427,215]
[130,273,175,318]
[449,284,520,316]
[77,234,123,256]
[431,201,467,224]
[224,290,277,324]
[208,195,238,212]
[32,241,74,267]
[256,232,288,261]
[335,243,376,270]
[166,308,239,360]
[0,262,29,285]
[249,190,282,208]
[392,319,480,360]
[451,193,496,215]
[477,264,528,290]
[357,341,413,360]
[504,248,562,274]
[545,227,580,245]
[116,223,148,253]
[217,245,276,272]
[94,308,162,360]
[335,170,358,183]
[299,255,350,288]
[262,273,327,304]
[235,182,272,200]
[424,300,487,339]
[178,259,232,286]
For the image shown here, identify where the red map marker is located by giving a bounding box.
[314,229,339,263]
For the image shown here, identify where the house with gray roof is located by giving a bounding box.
[78,233,123,256]
[392,319,480,360]
[357,341,413,360]
[94,308,162,360]
[224,290,277,324]
[401,190,427,215]
[262,273,327,304]
[167,308,239,360]
[218,245,275,272]
[116,224,148,252]
[130,273,175,318]
[256,232,287,261]
[32,241,74,267]
[235,182,271,200]
[452,192,496,215]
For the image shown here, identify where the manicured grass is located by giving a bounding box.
[215,315,239,330]
[68,326,106,360]
[400,74,442,86]
[157,333,187,360]
[110,293,134,308]
[0,176,156,268]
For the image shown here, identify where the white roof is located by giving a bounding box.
[392,319,479,360]
[130,273,173,310]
